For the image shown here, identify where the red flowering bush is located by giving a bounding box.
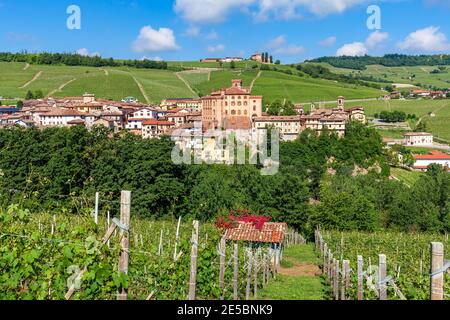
[215,209,271,231]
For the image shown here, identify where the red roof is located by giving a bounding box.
[224,222,287,244]
[142,119,175,126]
[414,151,450,160]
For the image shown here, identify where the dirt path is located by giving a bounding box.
[133,76,150,104]
[102,69,109,76]
[47,78,76,97]
[20,71,42,89]
[23,63,30,71]
[249,70,262,92]
[258,244,325,300]
[279,258,321,277]
[175,72,198,96]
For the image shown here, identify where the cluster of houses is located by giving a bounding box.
[200,53,273,64]
[0,80,366,143]
[387,88,450,100]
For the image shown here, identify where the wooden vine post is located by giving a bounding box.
[254,250,258,299]
[173,216,181,261]
[94,191,99,225]
[323,243,328,275]
[188,220,199,300]
[117,190,131,301]
[219,237,226,300]
[341,260,350,300]
[333,259,339,300]
[378,254,387,300]
[233,242,239,300]
[246,247,253,300]
[430,242,444,300]
[357,255,364,300]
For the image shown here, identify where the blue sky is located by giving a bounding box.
[0,0,449,63]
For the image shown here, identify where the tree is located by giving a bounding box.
[269,55,273,64]
[34,90,44,99]
[230,61,236,69]
[16,101,23,109]
[281,101,296,116]
[275,60,281,65]
[415,121,427,132]
[25,90,34,100]
[267,100,283,115]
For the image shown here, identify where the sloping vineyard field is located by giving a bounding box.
[321,231,450,300]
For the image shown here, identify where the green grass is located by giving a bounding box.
[330,99,450,142]
[258,244,326,300]
[313,63,450,89]
[391,168,424,186]
[376,129,408,139]
[54,71,145,102]
[178,72,209,87]
[192,70,259,97]
[252,71,383,103]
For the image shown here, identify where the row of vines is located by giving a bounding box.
[0,203,276,300]
[320,230,450,300]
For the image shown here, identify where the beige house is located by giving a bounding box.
[202,79,262,131]
[252,116,303,141]
[404,132,434,146]
[304,109,347,138]
[160,98,202,111]
[141,119,175,139]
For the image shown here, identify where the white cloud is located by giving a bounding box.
[207,44,225,52]
[255,0,373,21]
[266,35,304,56]
[174,0,255,24]
[275,45,305,56]
[365,31,389,49]
[398,26,450,52]
[132,26,180,52]
[142,56,163,61]
[266,35,287,50]
[336,31,388,56]
[185,26,201,37]
[318,36,337,47]
[336,42,368,56]
[76,48,100,57]
[206,30,219,40]
[174,0,377,23]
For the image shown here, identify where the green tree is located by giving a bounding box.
[25,90,34,100]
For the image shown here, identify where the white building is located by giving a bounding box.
[37,109,95,127]
[413,151,450,171]
[252,116,303,141]
[404,132,434,146]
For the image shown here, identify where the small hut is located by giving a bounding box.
[224,221,287,264]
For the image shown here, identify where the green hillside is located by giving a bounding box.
[0,61,385,104]
[311,62,450,89]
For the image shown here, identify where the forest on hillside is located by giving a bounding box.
[0,52,167,69]
[310,54,450,70]
[0,124,448,236]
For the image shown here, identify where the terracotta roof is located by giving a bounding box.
[253,116,302,122]
[224,222,287,244]
[67,119,86,125]
[142,119,175,126]
[404,132,432,137]
[41,109,95,117]
[414,151,450,160]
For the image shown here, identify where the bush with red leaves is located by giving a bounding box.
[215,209,271,231]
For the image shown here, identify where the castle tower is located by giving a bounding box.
[337,96,345,110]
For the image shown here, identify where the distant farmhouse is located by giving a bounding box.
[404,132,434,147]
[200,57,243,63]
[413,151,450,172]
